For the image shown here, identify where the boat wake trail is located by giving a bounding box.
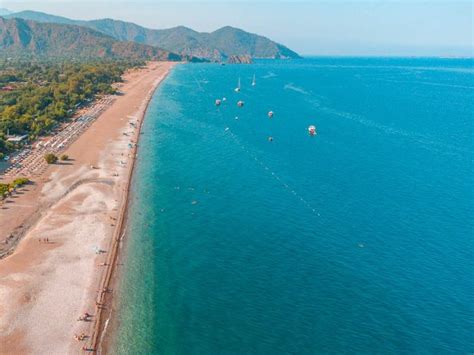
[262,71,277,79]
[284,83,310,95]
[382,79,474,90]
[318,105,472,159]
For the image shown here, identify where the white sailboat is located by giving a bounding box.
[235,77,241,92]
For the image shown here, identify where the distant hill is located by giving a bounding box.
[5,10,301,61]
[0,8,12,16]
[0,17,183,61]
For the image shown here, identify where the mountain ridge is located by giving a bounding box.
[5,10,301,61]
[0,17,183,61]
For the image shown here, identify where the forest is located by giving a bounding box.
[0,59,142,159]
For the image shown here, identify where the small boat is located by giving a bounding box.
[222,97,227,101]
[215,99,222,106]
[252,74,256,86]
[308,125,317,136]
[235,77,241,92]
[237,100,245,107]
[225,127,230,132]
[268,136,274,142]
[268,111,274,118]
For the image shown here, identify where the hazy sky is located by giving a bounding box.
[1,0,473,56]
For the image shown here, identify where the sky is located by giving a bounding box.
[1,0,473,56]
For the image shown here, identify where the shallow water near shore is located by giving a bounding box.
[113,58,473,354]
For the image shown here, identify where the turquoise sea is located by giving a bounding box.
[113,58,473,354]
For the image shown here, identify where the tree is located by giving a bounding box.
[11,177,30,187]
[44,153,58,164]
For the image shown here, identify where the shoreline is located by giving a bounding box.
[0,61,177,354]
[89,67,173,354]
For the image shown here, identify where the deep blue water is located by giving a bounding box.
[114,57,474,354]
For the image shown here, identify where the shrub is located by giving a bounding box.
[11,177,30,188]
[0,183,8,199]
[60,154,69,161]
[44,153,58,164]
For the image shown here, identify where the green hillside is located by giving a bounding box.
[6,10,301,61]
[0,17,182,61]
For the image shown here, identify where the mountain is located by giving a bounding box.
[0,17,182,61]
[5,10,75,25]
[0,9,12,16]
[5,10,301,61]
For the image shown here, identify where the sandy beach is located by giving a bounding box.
[0,61,176,354]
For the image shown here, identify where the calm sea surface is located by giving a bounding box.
[113,58,473,354]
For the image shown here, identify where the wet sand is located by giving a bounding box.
[0,61,176,354]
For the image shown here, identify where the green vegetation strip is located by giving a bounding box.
[0,60,143,159]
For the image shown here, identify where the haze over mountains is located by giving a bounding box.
[2,10,300,61]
